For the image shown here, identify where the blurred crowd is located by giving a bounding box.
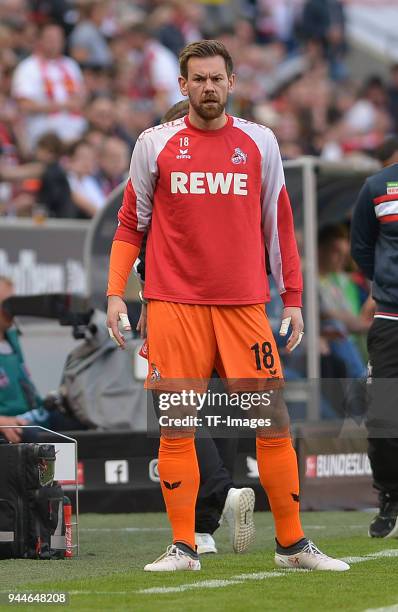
[266,219,373,419]
[0,0,397,218]
[2,0,393,434]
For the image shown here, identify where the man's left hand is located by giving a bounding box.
[279,307,304,352]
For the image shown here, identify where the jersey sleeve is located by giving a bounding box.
[350,179,378,280]
[261,129,303,307]
[113,133,157,248]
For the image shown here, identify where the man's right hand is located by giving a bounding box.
[0,416,28,443]
[106,295,131,349]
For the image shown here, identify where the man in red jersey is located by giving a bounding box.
[106,40,349,572]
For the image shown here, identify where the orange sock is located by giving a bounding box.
[158,436,199,551]
[256,435,304,547]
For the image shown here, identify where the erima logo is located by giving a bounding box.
[291,493,300,502]
[163,480,182,490]
[176,148,191,159]
[171,172,248,195]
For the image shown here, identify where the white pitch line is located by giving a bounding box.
[138,548,398,596]
[368,550,398,559]
[342,549,398,564]
[80,528,169,532]
[138,571,287,594]
[342,556,370,564]
[56,548,398,600]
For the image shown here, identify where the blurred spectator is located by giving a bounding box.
[0,0,29,30]
[69,0,113,69]
[67,138,105,217]
[0,25,18,72]
[84,126,105,154]
[147,1,204,57]
[0,275,87,439]
[95,136,129,197]
[122,22,182,116]
[80,64,113,98]
[196,0,235,36]
[35,132,74,218]
[148,4,186,57]
[0,275,43,441]
[388,63,398,133]
[345,77,388,132]
[0,132,75,218]
[298,0,347,80]
[256,0,304,51]
[11,23,86,150]
[342,76,391,155]
[85,93,135,150]
[176,1,204,45]
[0,0,396,221]
[318,224,370,378]
[28,0,76,35]
[9,21,38,64]
[111,97,155,149]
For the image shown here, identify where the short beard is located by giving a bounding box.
[189,96,225,120]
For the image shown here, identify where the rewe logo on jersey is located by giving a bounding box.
[171,171,248,195]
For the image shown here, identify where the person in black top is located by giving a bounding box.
[351,136,398,538]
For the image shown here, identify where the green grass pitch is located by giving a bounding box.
[0,511,398,612]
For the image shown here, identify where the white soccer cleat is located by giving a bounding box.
[221,487,256,553]
[195,532,218,554]
[275,539,350,571]
[144,544,201,572]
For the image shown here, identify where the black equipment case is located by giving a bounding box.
[0,443,66,559]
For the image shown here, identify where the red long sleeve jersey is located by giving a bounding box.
[114,114,303,307]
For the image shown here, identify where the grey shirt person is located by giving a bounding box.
[69,20,112,68]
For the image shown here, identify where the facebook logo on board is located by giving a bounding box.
[105,460,129,484]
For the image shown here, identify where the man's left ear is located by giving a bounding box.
[228,73,235,93]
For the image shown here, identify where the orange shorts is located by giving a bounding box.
[145,301,283,391]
